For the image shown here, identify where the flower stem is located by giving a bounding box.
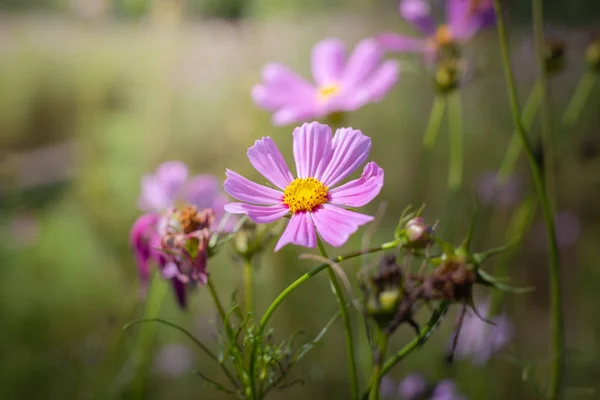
[497,79,543,183]
[207,279,227,322]
[492,1,563,398]
[317,237,359,400]
[447,91,463,190]
[249,239,400,400]
[244,258,254,315]
[368,328,389,400]
[131,272,168,400]
[423,95,447,148]
[562,71,596,126]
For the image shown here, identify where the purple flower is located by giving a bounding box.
[449,300,514,365]
[223,121,384,251]
[129,161,230,308]
[252,38,399,126]
[431,380,467,400]
[398,373,428,400]
[377,0,495,58]
[476,171,523,206]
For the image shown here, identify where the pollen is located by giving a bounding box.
[283,177,329,213]
[317,84,341,102]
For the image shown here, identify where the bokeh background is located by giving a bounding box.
[1,0,600,399]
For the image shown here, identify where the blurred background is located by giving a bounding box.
[1,0,599,399]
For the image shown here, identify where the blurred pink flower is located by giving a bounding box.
[130,161,230,308]
[377,0,495,58]
[223,122,384,251]
[449,300,514,366]
[252,38,400,126]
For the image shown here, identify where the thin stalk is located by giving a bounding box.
[497,79,543,183]
[562,71,596,126]
[207,279,227,323]
[131,273,168,400]
[368,328,389,400]
[492,1,563,398]
[423,95,447,148]
[317,237,359,400]
[447,91,463,190]
[244,258,254,315]
[249,239,400,400]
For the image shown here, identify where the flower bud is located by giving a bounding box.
[434,59,460,94]
[404,217,433,248]
[586,36,600,72]
[232,220,277,260]
[544,37,566,75]
[361,255,404,326]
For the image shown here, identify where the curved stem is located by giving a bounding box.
[562,71,596,126]
[492,1,563,398]
[244,258,254,315]
[249,239,400,400]
[368,328,389,400]
[317,237,359,400]
[207,279,227,323]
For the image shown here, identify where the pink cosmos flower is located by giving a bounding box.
[129,161,229,308]
[377,0,495,59]
[252,38,400,126]
[223,122,384,251]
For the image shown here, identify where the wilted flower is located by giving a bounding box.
[252,39,399,126]
[223,121,384,251]
[448,299,514,365]
[377,0,494,60]
[129,161,230,308]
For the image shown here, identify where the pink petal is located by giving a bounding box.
[311,38,347,86]
[341,39,383,89]
[129,212,160,284]
[224,202,289,224]
[223,169,284,205]
[272,105,320,126]
[329,162,384,207]
[292,122,334,179]
[344,60,399,110]
[376,33,428,53]
[311,204,373,247]
[274,212,317,251]
[247,137,294,190]
[447,0,481,40]
[138,161,189,212]
[251,84,288,110]
[261,63,315,99]
[399,0,436,35]
[183,174,220,209]
[319,128,371,187]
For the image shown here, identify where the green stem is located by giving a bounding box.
[423,95,447,148]
[131,272,168,400]
[317,237,359,400]
[244,258,254,315]
[497,79,543,183]
[249,239,400,400]
[447,91,463,190]
[562,71,596,126]
[493,1,563,398]
[368,328,389,400]
[361,301,450,399]
[207,279,227,323]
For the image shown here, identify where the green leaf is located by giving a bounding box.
[477,269,535,293]
[294,311,341,363]
[192,370,236,394]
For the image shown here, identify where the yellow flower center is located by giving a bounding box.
[433,25,454,46]
[283,177,329,213]
[317,83,341,102]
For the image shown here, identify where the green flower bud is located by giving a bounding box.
[434,61,460,94]
[232,220,278,260]
[544,37,566,75]
[586,37,600,72]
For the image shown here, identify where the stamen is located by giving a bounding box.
[283,177,329,213]
[317,84,341,102]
